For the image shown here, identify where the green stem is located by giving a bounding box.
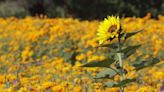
[117,38,124,92]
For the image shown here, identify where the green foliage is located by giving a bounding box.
[118,45,141,59]
[104,78,136,87]
[103,82,117,88]
[82,30,160,91]
[131,58,160,71]
[122,30,142,40]
[117,45,141,53]
[95,68,117,79]
[82,58,115,67]
[0,1,29,18]
[61,0,163,19]
[0,0,163,19]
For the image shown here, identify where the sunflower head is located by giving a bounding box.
[97,16,120,44]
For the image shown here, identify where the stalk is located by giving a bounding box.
[117,38,124,92]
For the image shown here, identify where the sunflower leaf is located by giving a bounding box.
[114,78,136,87]
[104,78,136,88]
[103,82,117,87]
[94,68,118,79]
[122,47,140,59]
[81,58,115,67]
[124,30,142,40]
[95,43,118,49]
[117,45,141,54]
[131,58,160,71]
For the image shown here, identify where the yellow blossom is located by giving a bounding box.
[97,16,120,44]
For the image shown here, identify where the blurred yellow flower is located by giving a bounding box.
[41,82,54,90]
[97,16,120,44]
[74,85,82,92]
[52,85,63,92]
[0,15,163,91]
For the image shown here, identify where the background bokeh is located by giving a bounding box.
[0,0,163,19]
[0,0,164,92]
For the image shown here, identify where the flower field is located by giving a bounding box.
[0,14,163,92]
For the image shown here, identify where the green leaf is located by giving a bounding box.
[81,58,115,67]
[104,82,117,87]
[95,43,118,49]
[117,45,141,59]
[117,45,141,54]
[114,78,136,87]
[131,61,148,71]
[95,68,117,79]
[124,30,142,40]
[95,43,123,49]
[104,78,136,88]
[123,49,137,59]
[131,58,160,71]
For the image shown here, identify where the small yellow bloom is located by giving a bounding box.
[74,85,82,92]
[97,16,120,44]
[52,85,63,92]
[41,82,54,90]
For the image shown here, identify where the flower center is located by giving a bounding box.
[108,25,117,33]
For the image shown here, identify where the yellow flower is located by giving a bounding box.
[74,85,82,92]
[97,16,120,44]
[41,82,54,90]
[52,85,63,92]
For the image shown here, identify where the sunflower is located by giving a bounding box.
[97,16,120,44]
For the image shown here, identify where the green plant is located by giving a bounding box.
[81,16,160,92]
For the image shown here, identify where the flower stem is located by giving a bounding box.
[117,38,124,92]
